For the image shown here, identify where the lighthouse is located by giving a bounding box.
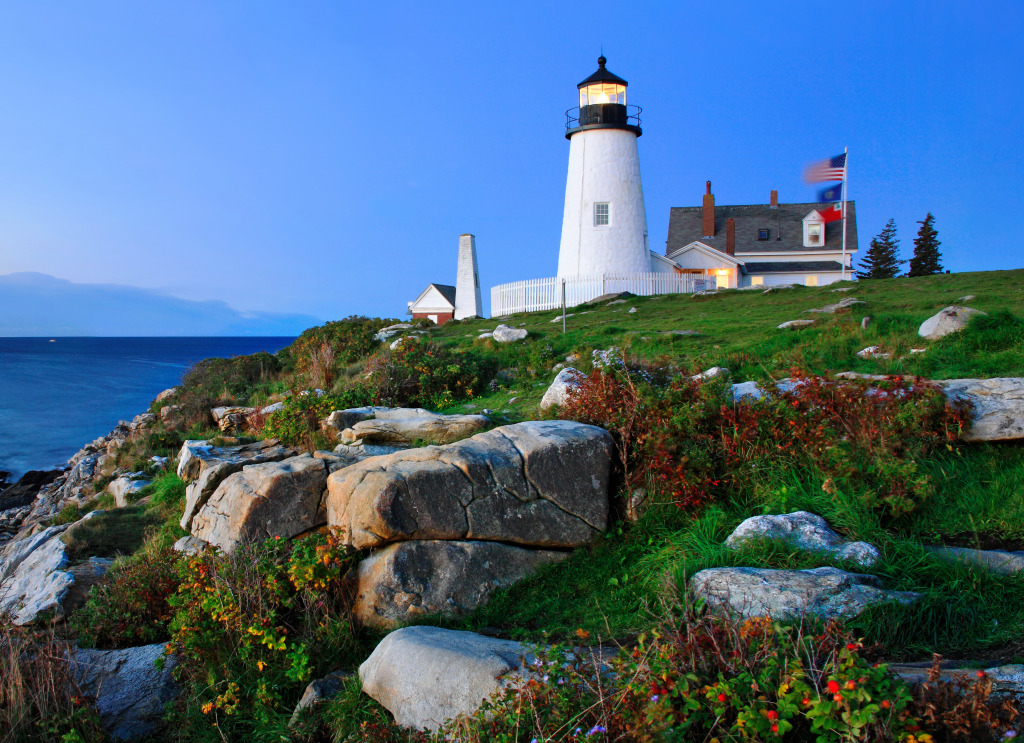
[556,56,651,279]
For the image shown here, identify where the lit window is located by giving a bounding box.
[758,228,769,241]
[807,224,822,245]
[594,202,609,226]
[750,276,764,286]
[805,275,819,287]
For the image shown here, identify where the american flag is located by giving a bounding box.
[804,152,847,183]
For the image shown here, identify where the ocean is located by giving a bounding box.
[0,337,294,480]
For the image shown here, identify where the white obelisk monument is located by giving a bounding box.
[454,233,482,320]
[556,56,651,279]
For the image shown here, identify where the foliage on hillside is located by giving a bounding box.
[15,270,1024,742]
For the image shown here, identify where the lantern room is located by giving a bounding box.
[567,56,641,137]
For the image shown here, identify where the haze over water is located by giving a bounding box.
[0,337,293,480]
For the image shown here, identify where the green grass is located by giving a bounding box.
[426,270,1024,420]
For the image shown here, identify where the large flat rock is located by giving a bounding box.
[326,420,613,550]
[360,626,533,731]
[353,540,566,628]
[690,566,919,621]
[190,454,329,554]
[939,377,1024,441]
[346,409,489,446]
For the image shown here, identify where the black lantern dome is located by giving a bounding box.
[566,56,641,138]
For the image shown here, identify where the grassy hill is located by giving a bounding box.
[9,269,1024,742]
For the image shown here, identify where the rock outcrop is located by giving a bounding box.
[353,540,566,627]
[321,406,383,440]
[803,297,866,314]
[539,367,585,410]
[327,420,613,550]
[342,409,489,446]
[918,306,986,340]
[107,475,150,508]
[939,377,1024,441]
[778,319,815,330]
[72,643,179,741]
[289,671,351,726]
[190,454,329,553]
[359,626,534,731]
[492,324,528,343]
[178,439,299,531]
[725,512,880,567]
[0,523,76,624]
[690,567,919,621]
[210,406,258,433]
[926,546,1024,576]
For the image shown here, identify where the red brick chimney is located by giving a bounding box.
[702,181,715,238]
[726,217,735,256]
[770,189,779,208]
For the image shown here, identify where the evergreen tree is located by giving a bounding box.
[907,212,943,277]
[857,218,902,279]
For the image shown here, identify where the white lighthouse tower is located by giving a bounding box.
[556,56,651,279]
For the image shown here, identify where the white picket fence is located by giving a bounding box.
[490,273,709,317]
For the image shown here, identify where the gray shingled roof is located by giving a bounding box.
[431,284,457,307]
[666,201,858,257]
[744,261,844,274]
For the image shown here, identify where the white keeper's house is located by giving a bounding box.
[664,183,858,289]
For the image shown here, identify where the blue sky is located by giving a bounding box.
[0,1,1020,327]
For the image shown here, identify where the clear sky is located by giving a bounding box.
[0,1,1020,326]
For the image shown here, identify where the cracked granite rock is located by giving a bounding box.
[326,420,613,550]
[190,454,329,554]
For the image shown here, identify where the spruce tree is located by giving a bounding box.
[907,212,943,277]
[857,218,902,279]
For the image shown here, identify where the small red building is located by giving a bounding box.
[406,283,457,325]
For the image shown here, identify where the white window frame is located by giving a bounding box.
[803,218,824,247]
[594,202,610,226]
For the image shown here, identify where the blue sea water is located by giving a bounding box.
[0,337,294,480]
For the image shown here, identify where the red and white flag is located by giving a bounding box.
[804,152,847,183]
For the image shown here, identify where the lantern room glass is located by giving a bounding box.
[579,82,626,107]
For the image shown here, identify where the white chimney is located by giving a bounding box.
[454,233,482,320]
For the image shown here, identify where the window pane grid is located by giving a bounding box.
[594,203,609,226]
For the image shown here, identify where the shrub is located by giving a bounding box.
[0,620,108,743]
[362,341,497,410]
[50,503,83,526]
[71,543,182,649]
[560,367,969,519]
[175,352,282,426]
[261,389,372,448]
[439,611,919,742]
[911,655,1021,741]
[166,532,359,735]
[287,316,401,388]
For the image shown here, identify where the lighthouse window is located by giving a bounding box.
[594,203,610,226]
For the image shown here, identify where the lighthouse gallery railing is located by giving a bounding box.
[490,273,707,318]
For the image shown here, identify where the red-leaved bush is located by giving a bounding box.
[559,366,970,518]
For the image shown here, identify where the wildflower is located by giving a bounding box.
[587,726,607,736]
[651,694,659,702]
[1003,731,1017,739]
[846,642,858,651]
[827,680,840,694]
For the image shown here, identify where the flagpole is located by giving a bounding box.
[841,147,848,280]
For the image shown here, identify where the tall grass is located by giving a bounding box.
[0,619,108,743]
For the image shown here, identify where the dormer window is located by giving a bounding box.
[802,211,825,248]
[758,228,769,241]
